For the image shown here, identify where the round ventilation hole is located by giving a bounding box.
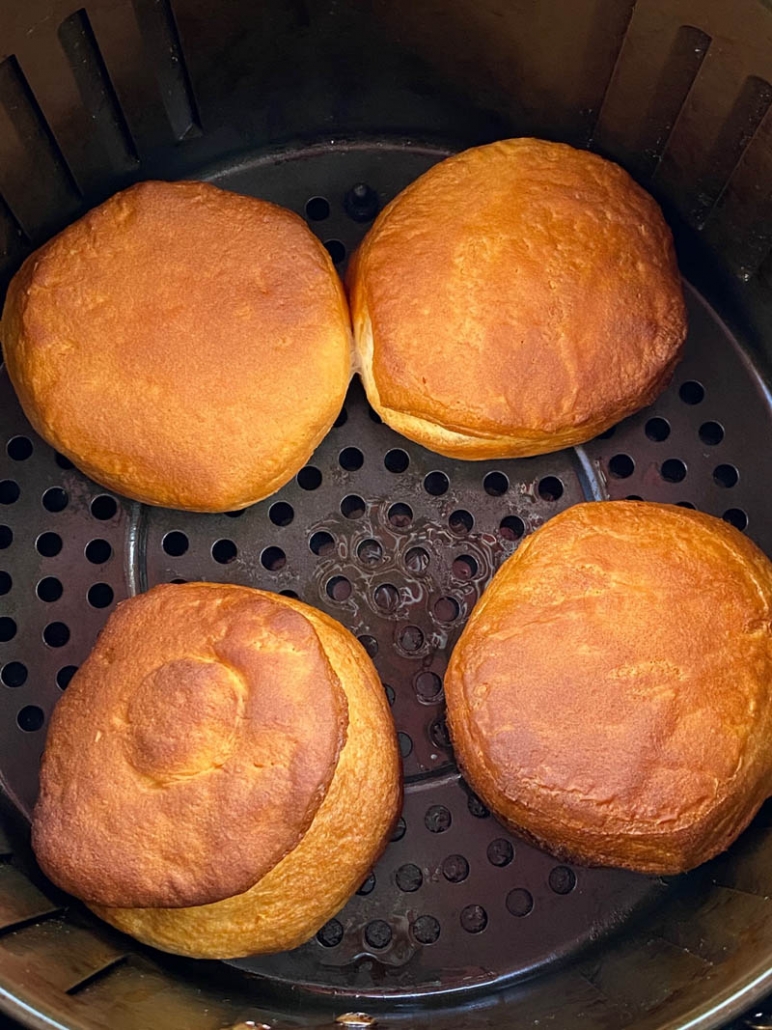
[384,449,409,473]
[6,436,32,461]
[430,717,451,749]
[212,539,238,564]
[85,539,112,564]
[358,634,378,657]
[43,487,69,512]
[162,531,189,557]
[449,509,473,535]
[679,380,704,405]
[487,838,514,867]
[56,666,78,689]
[714,463,739,488]
[17,705,44,732]
[424,471,449,496]
[309,531,335,556]
[88,583,114,609]
[324,239,346,264]
[339,447,364,471]
[404,546,429,574]
[723,508,748,530]
[316,919,343,947]
[608,455,634,479]
[433,596,459,623]
[396,863,423,892]
[90,495,117,520]
[326,575,351,602]
[0,481,20,505]
[387,502,412,528]
[538,475,564,500]
[374,582,399,611]
[644,417,670,442]
[467,792,489,818]
[414,671,442,701]
[412,915,441,944]
[269,501,294,527]
[305,196,330,221]
[398,625,424,652]
[43,622,70,647]
[357,873,376,896]
[483,471,508,496]
[1,661,27,687]
[442,854,469,883]
[661,458,687,483]
[357,538,383,565]
[506,888,534,917]
[341,495,366,519]
[460,904,487,934]
[36,532,62,557]
[452,554,478,580]
[425,805,451,833]
[37,577,63,603]
[699,421,724,446]
[297,466,322,491]
[548,866,577,895]
[260,546,286,571]
[364,919,391,950]
[500,515,525,541]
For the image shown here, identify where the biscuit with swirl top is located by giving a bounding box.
[33,583,401,958]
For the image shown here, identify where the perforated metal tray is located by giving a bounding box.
[1,140,771,1011]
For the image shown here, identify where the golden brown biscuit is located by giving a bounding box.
[349,139,686,458]
[2,181,351,511]
[445,501,772,874]
[33,584,401,958]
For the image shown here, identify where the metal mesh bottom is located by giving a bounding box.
[1,140,771,1002]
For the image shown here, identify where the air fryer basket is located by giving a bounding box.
[3,2,772,1029]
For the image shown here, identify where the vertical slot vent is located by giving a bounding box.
[131,0,201,141]
[0,55,80,239]
[58,10,139,174]
[0,192,28,286]
[582,0,638,146]
[703,108,772,282]
[594,23,711,182]
[633,25,711,180]
[684,75,772,229]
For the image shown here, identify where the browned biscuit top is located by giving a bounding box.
[2,180,351,510]
[351,138,686,449]
[445,501,772,872]
[32,583,348,908]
